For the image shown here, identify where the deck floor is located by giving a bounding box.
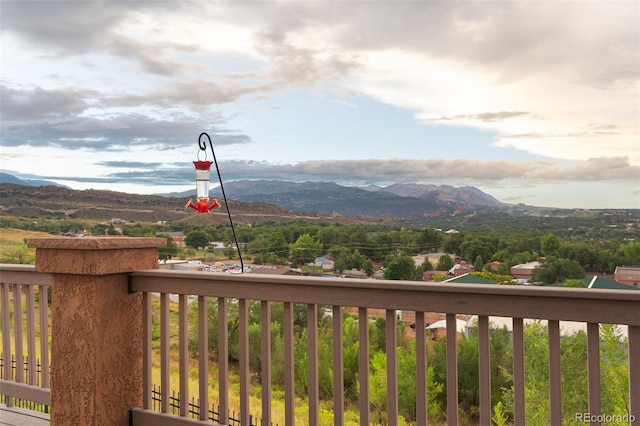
[0,405,50,426]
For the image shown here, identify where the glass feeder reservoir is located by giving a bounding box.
[185,160,220,213]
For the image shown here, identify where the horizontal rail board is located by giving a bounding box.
[130,408,219,426]
[0,265,52,286]
[129,270,640,326]
[0,380,51,405]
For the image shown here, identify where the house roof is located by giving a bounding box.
[546,276,640,291]
[439,273,497,284]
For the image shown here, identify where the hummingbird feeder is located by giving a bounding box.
[185,132,244,272]
[185,160,221,213]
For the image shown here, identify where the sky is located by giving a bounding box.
[1,1,639,209]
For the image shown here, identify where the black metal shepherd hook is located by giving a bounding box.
[199,132,244,273]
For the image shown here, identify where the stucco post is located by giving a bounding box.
[27,237,166,426]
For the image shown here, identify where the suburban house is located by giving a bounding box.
[311,255,335,271]
[440,273,498,285]
[412,252,454,268]
[510,261,540,281]
[614,266,640,287]
[159,231,186,247]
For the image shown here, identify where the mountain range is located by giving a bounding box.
[0,172,588,225]
[162,180,504,218]
[0,172,71,189]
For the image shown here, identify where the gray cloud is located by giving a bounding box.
[0,84,94,121]
[223,2,638,89]
[0,1,193,56]
[110,80,269,110]
[529,157,640,182]
[179,157,639,186]
[1,111,251,151]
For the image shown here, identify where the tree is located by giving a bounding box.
[383,255,416,280]
[436,254,454,271]
[289,233,322,267]
[621,241,640,265]
[473,255,484,272]
[422,259,433,271]
[362,258,374,277]
[562,279,587,288]
[185,230,209,249]
[540,233,561,257]
[531,256,586,284]
[157,235,178,262]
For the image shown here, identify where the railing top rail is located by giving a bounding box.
[130,269,640,326]
[0,264,51,286]
[0,264,38,273]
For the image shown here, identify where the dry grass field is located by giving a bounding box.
[0,228,65,264]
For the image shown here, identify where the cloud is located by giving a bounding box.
[185,157,640,187]
[431,111,529,123]
[0,84,94,121]
[0,1,189,56]
[1,108,252,151]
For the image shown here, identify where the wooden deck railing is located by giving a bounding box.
[0,264,51,410]
[2,261,639,425]
[128,269,640,426]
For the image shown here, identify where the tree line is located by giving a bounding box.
[166,222,640,283]
[3,219,639,283]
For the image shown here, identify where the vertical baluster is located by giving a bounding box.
[1,282,13,407]
[198,295,209,421]
[415,311,427,425]
[512,318,525,425]
[548,320,561,425]
[160,292,170,413]
[261,300,271,425]
[386,309,398,426]
[142,292,151,409]
[239,298,249,426]
[332,305,344,426]
[284,302,295,425]
[179,294,188,417]
[446,313,458,426]
[308,303,319,426]
[218,297,229,425]
[14,284,24,384]
[39,284,49,390]
[478,315,491,426]
[358,307,369,425]
[629,325,640,421]
[586,322,601,421]
[25,285,36,385]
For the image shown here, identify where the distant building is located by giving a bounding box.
[158,260,206,271]
[209,241,226,250]
[159,232,185,247]
[487,261,502,272]
[440,273,497,285]
[413,252,454,268]
[510,261,540,280]
[311,256,335,271]
[614,266,640,287]
[449,263,473,276]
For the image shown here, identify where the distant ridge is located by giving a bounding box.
[0,172,70,189]
[361,183,503,208]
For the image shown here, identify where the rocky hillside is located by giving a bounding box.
[0,183,371,225]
